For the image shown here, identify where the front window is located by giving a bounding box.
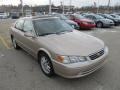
[33,18,73,36]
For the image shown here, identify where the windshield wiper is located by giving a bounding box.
[39,30,73,36]
[56,30,73,34]
[39,32,57,36]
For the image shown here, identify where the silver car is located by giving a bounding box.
[10,16,108,78]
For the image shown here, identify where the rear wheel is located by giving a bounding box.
[11,37,20,49]
[39,53,54,77]
[96,22,103,28]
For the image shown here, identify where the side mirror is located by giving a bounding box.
[24,32,35,38]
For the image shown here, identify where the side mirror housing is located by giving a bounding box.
[24,32,35,38]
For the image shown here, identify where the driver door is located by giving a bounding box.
[22,19,38,56]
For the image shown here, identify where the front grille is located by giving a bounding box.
[89,49,104,60]
[88,22,95,24]
[81,58,105,75]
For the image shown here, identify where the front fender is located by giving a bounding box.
[37,48,52,60]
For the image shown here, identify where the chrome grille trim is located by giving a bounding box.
[89,49,104,60]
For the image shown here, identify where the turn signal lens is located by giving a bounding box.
[56,55,64,63]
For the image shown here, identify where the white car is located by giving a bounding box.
[0,13,8,19]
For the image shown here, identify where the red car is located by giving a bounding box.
[67,14,96,29]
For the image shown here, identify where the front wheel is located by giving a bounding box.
[96,22,103,28]
[39,53,54,77]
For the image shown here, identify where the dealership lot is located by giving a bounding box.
[0,19,120,90]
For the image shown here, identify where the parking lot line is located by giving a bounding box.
[0,35,11,49]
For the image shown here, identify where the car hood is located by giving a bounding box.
[65,20,77,25]
[38,30,104,56]
[80,18,94,22]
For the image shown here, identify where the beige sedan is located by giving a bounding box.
[9,16,108,78]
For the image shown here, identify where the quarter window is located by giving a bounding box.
[15,19,24,30]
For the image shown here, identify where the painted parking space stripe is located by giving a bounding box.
[0,35,11,49]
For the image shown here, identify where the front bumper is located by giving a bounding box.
[103,22,114,27]
[52,47,108,78]
[80,23,95,29]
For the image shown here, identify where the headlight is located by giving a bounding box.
[71,24,75,28]
[56,55,87,64]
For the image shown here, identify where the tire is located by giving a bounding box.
[11,37,20,49]
[96,22,103,28]
[39,53,54,77]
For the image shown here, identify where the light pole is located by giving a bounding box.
[69,0,72,12]
[63,1,64,14]
[49,0,52,14]
[97,0,100,13]
[20,0,23,16]
[61,1,64,14]
[107,0,111,13]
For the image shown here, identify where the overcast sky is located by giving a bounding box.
[0,0,120,7]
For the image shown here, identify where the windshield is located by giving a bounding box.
[104,14,113,18]
[75,15,85,19]
[33,18,73,36]
[95,15,104,19]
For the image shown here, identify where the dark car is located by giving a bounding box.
[66,14,95,30]
[53,14,79,30]
[84,14,114,28]
[98,14,120,26]
[10,12,20,19]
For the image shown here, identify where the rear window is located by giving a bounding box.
[15,19,24,30]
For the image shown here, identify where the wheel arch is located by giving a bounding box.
[11,34,13,39]
[96,21,103,27]
[37,48,52,62]
[97,21,103,24]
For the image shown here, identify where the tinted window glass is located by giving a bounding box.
[86,15,96,20]
[23,20,33,32]
[86,15,92,19]
[33,18,73,36]
[15,19,24,30]
[95,15,104,19]
[92,16,96,19]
